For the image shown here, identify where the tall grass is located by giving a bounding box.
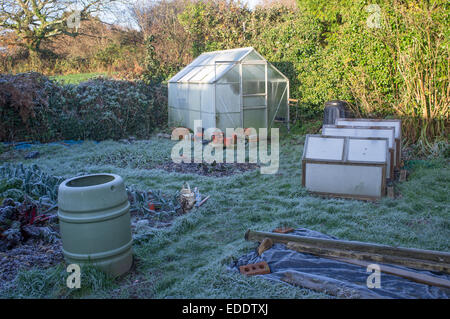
[337,1,448,153]
[392,2,449,150]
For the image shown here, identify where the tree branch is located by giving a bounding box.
[0,0,117,51]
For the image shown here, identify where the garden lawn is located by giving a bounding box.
[1,135,449,298]
[50,72,108,84]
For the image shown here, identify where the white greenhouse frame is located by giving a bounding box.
[168,47,290,134]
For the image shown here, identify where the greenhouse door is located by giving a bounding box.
[240,61,268,129]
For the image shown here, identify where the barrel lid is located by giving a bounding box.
[58,173,128,212]
[324,100,348,107]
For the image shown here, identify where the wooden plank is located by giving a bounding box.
[282,271,386,299]
[301,160,306,187]
[286,241,450,274]
[245,230,450,265]
[257,238,273,255]
[333,257,450,289]
[389,148,394,179]
[387,186,394,198]
[304,159,387,166]
[197,195,210,207]
[399,169,407,182]
[308,191,381,202]
[396,138,401,168]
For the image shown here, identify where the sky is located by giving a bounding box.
[245,0,261,8]
[101,0,263,30]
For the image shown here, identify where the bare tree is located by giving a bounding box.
[259,0,297,9]
[0,0,117,55]
[131,0,192,73]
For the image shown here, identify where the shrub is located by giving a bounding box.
[0,73,168,142]
[295,0,449,146]
[0,72,61,141]
[56,78,168,140]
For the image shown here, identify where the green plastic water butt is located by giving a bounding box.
[58,173,133,277]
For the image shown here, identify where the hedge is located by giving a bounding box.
[0,73,168,142]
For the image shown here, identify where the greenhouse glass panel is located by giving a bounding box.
[244,108,267,129]
[178,66,202,82]
[242,51,264,61]
[187,84,201,111]
[217,113,241,132]
[201,84,214,114]
[189,66,215,82]
[216,84,240,113]
[243,96,266,108]
[218,64,240,83]
[268,81,288,126]
[242,64,266,94]
[201,112,215,129]
[268,64,286,81]
[175,84,189,109]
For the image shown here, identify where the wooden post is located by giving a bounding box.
[286,241,450,274]
[282,271,386,299]
[387,186,394,198]
[400,170,407,182]
[333,257,450,289]
[245,230,450,267]
[257,238,273,255]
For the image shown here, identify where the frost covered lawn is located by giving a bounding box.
[1,135,449,298]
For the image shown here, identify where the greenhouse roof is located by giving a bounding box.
[168,47,262,84]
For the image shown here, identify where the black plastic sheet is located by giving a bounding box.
[231,228,450,299]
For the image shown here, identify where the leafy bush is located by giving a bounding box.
[0,73,168,142]
[53,78,168,140]
[0,72,62,141]
[302,0,449,146]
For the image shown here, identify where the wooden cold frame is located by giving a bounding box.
[335,119,402,168]
[302,135,388,200]
[322,125,396,179]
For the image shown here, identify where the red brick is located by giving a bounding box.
[273,227,294,234]
[239,261,271,276]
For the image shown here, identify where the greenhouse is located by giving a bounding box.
[168,47,290,134]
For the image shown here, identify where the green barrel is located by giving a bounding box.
[58,173,133,276]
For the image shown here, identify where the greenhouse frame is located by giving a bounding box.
[168,47,290,134]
